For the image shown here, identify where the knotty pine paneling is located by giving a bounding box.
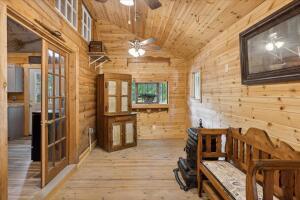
[187,0,300,150]
[3,0,97,155]
[96,20,187,139]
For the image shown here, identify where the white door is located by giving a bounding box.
[29,68,41,135]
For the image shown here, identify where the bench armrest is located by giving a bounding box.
[197,128,229,161]
[246,159,300,200]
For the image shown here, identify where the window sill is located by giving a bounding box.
[132,104,169,112]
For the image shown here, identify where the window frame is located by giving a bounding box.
[192,70,202,102]
[55,0,78,30]
[81,4,92,42]
[132,81,169,105]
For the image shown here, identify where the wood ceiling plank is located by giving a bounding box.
[91,0,265,58]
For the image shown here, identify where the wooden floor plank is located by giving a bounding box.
[51,139,202,200]
[8,137,41,200]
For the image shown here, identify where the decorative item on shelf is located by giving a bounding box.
[89,41,106,52]
[88,41,110,69]
[240,1,300,85]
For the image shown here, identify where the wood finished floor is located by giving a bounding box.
[51,139,201,200]
[8,138,40,200]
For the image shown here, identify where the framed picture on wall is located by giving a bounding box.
[192,69,202,102]
[240,1,300,85]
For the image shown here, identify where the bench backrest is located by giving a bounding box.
[227,128,300,199]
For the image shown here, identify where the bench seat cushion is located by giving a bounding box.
[202,161,279,200]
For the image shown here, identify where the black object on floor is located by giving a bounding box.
[174,120,217,191]
[31,111,41,161]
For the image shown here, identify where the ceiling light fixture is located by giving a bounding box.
[120,0,134,6]
[128,47,145,57]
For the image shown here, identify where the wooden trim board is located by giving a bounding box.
[0,1,8,200]
[78,140,97,167]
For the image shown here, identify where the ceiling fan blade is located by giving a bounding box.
[24,38,41,44]
[143,0,161,10]
[94,0,108,3]
[140,37,156,45]
[144,45,160,50]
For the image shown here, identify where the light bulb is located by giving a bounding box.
[265,43,274,51]
[275,41,284,48]
[120,0,134,6]
[128,48,139,57]
[138,48,145,56]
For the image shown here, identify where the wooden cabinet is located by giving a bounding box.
[97,73,132,115]
[7,65,24,93]
[97,73,137,152]
[98,114,137,152]
[8,105,24,140]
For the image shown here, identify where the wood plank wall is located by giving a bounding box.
[2,0,97,155]
[187,0,300,150]
[95,20,187,139]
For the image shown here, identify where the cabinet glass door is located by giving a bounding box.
[125,122,134,144]
[121,81,128,112]
[112,123,121,147]
[107,81,117,113]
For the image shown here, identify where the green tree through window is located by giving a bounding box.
[132,81,168,104]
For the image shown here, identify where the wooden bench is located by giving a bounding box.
[197,128,300,200]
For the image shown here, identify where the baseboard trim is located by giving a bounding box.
[78,140,97,167]
[34,164,77,200]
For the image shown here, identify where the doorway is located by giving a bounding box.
[6,16,69,198]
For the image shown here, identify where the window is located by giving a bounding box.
[192,71,201,101]
[82,4,92,42]
[55,0,78,29]
[132,81,168,104]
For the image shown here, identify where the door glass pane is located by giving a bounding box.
[121,97,128,112]
[122,81,128,95]
[54,52,60,75]
[61,139,66,159]
[61,98,65,117]
[48,99,54,120]
[48,50,53,73]
[55,120,62,140]
[55,98,60,118]
[60,56,65,77]
[112,124,121,146]
[108,97,116,113]
[108,81,116,95]
[55,143,61,163]
[125,122,134,144]
[55,75,60,97]
[48,74,54,97]
[48,123,55,145]
[48,146,54,169]
[61,77,65,97]
[61,118,66,137]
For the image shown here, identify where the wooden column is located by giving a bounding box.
[0,1,8,199]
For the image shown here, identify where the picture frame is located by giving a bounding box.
[240,1,300,85]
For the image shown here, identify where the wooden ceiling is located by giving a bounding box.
[91,0,265,58]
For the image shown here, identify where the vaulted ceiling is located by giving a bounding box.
[90,0,265,58]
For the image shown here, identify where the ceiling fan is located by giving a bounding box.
[128,37,160,57]
[9,38,41,51]
[95,0,162,10]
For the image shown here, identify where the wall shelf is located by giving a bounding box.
[88,52,111,69]
[132,104,169,112]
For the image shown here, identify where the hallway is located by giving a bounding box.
[51,140,200,200]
